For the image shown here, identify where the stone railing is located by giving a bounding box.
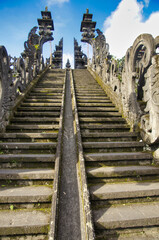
[0,44,45,132]
[87,32,159,145]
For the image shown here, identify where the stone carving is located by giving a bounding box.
[0,46,11,130]
[0,9,54,131]
[74,38,87,69]
[87,29,159,144]
[121,34,156,138]
[52,38,63,69]
[66,59,71,69]
[141,53,159,143]
[80,11,110,75]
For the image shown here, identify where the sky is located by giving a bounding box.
[0,0,159,68]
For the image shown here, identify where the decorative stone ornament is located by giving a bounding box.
[0,8,54,132]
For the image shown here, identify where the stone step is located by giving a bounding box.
[0,168,54,185]
[90,182,159,200]
[79,112,122,117]
[85,152,152,162]
[76,93,107,97]
[75,89,105,92]
[29,92,62,96]
[79,117,125,123]
[83,141,144,153]
[7,124,59,131]
[11,117,60,123]
[17,106,61,111]
[93,202,159,230]
[77,99,112,103]
[0,185,52,203]
[20,102,62,107]
[33,87,63,90]
[0,154,55,162]
[26,95,62,99]
[31,89,63,93]
[0,209,50,235]
[0,132,58,140]
[78,107,118,112]
[0,142,56,150]
[77,103,115,107]
[82,133,138,142]
[77,96,110,100]
[23,99,62,103]
[82,132,138,139]
[80,123,130,131]
[29,92,62,98]
[33,84,63,87]
[87,166,159,178]
[14,111,60,117]
[0,168,54,180]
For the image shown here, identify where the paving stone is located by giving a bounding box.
[90,181,159,199]
[93,202,159,229]
[0,210,50,235]
[0,168,54,179]
[87,166,159,178]
[0,185,52,203]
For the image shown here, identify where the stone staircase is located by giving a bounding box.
[0,69,65,239]
[1,67,159,239]
[73,69,159,240]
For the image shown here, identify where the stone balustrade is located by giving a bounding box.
[87,31,159,145]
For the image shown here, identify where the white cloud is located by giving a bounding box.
[63,53,74,68]
[144,0,150,7]
[103,0,159,59]
[47,0,69,6]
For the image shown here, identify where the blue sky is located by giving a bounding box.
[0,0,159,67]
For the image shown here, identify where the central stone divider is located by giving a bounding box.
[48,69,66,240]
[70,70,95,240]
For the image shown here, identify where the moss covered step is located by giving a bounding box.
[90,181,159,200]
[11,117,60,123]
[75,89,105,92]
[31,88,63,93]
[0,142,57,154]
[77,96,110,100]
[79,117,125,123]
[17,106,61,111]
[77,103,115,107]
[93,202,159,230]
[87,166,159,178]
[23,99,62,103]
[29,92,62,97]
[14,111,60,117]
[0,185,52,203]
[7,124,59,130]
[79,112,122,117]
[0,154,55,162]
[20,102,62,107]
[85,152,152,162]
[82,132,138,141]
[82,132,138,139]
[76,93,107,97]
[26,95,62,99]
[0,132,58,142]
[80,123,130,131]
[0,168,54,180]
[77,99,112,103]
[0,209,50,236]
[83,141,144,149]
[78,107,118,112]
